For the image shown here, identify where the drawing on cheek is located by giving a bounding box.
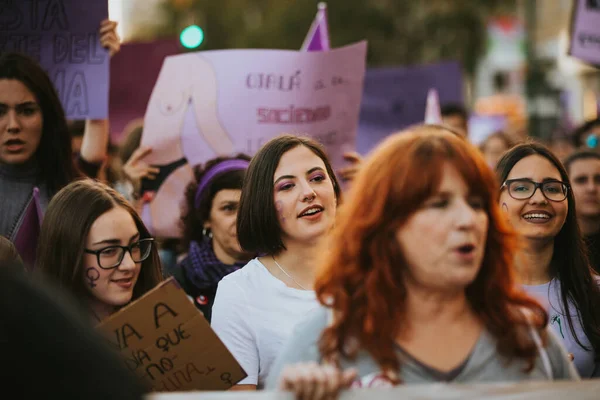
[275,200,285,222]
[86,267,100,288]
[501,202,509,213]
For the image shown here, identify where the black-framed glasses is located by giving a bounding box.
[84,238,154,270]
[501,179,569,202]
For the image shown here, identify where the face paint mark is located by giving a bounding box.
[501,202,508,213]
[275,200,285,222]
[86,267,100,288]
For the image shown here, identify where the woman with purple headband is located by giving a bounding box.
[170,154,254,322]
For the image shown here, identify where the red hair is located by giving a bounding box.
[316,125,547,379]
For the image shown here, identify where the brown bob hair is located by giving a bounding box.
[37,180,163,309]
[237,135,342,255]
[315,125,547,379]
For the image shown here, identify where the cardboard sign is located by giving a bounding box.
[569,0,600,66]
[0,0,110,118]
[146,379,600,400]
[97,278,246,392]
[138,41,367,238]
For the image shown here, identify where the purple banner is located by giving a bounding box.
[357,61,463,155]
[0,0,110,119]
[569,0,600,65]
[109,39,181,142]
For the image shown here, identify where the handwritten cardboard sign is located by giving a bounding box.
[146,379,600,400]
[97,278,246,392]
[139,41,367,238]
[0,0,110,118]
[569,0,600,66]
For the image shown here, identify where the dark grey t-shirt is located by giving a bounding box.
[266,307,580,389]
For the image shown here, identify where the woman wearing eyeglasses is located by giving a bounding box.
[496,143,600,378]
[37,179,163,322]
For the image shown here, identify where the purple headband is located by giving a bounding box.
[194,159,250,209]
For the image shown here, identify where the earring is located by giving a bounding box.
[202,228,213,239]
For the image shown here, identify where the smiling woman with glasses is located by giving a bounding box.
[496,142,600,378]
[37,180,163,322]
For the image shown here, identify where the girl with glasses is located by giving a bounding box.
[37,180,163,322]
[496,142,600,378]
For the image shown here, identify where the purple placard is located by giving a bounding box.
[0,0,110,119]
[357,61,463,155]
[12,187,43,271]
[569,0,600,65]
[468,114,508,145]
[109,39,181,142]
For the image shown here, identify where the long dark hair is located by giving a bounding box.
[237,135,342,255]
[0,53,78,195]
[36,180,163,308]
[496,142,600,356]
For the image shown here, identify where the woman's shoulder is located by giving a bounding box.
[217,258,264,288]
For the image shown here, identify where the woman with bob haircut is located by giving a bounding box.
[37,180,163,322]
[171,154,254,322]
[0,20,120,249]
[496,143,600,378]
[266,126,578,399]
[211,135,342,390]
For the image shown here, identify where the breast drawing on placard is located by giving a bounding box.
[143,54,234,166]
[140,54,235,238]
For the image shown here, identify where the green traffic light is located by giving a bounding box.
[180,25,204,49]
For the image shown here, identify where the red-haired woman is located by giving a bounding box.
[266,126,578,399]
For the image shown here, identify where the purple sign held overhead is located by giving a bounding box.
[569,0,600,65]
[357,61,463,155]
[0,0,110,119]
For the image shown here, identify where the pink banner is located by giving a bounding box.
[139,42,367,238]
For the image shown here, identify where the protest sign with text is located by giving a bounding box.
[0,0,110,118]
[569,0,600,66]
[97,278,246,392]
[139,42,367,238]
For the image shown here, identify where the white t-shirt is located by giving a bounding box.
[211,258,320,388]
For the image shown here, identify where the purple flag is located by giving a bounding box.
[0,0,110,119]
[357,62,463,155]
[424,88,442,124]
[12,187,43,271]
[301,2,331,51]
[569,0,600,65]
[109,39,181,142]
